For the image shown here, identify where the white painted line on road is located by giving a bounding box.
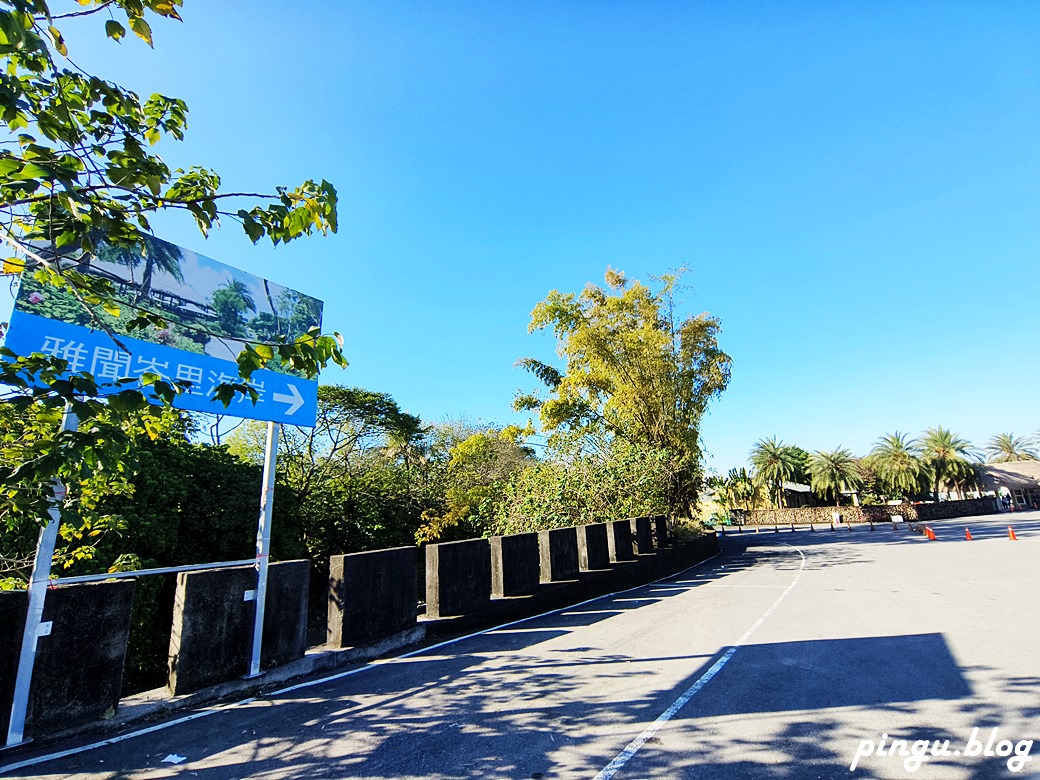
[0,548,724,775]
[592,542,806,780]
[0,699,256,776]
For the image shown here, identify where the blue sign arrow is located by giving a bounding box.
[4,310,318,427]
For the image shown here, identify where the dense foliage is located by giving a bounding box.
[515,269,730,517]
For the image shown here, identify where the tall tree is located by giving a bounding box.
[916,427,975,499]
[210,278,257,338]
[725,467,760,511]
[985,433,1038,463]
[96,236,185,302]
[749,436,799,508]
[808,449,864,507]
[865,432,927,500]
[515,269,731,517]
[227,385,425,505]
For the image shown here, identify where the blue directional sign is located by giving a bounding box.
[4,235,323,427]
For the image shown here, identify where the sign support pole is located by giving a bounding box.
[5,405,78,748]
[246,421,279,679]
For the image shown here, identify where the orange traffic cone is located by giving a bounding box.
[1008,527,1018,541]
[926,527,936,540]
[965,528,973,541]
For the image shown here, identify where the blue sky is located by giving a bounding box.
[7,1,1039,471]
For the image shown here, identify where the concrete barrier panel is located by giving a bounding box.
[607,519,636,562]
[0,580,135,739]
[425,538,491,618]
[328,546,417,647]
[577,523,611,571]
[653,515,671,548]
[631,516,654,554]
[0,591,26,739]
[491,533,540,597]
[539,527,579,583]
[168,560,309,695]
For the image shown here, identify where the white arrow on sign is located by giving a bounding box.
[273,383,305,415]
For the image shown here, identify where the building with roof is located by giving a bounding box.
[979,461,1040,510]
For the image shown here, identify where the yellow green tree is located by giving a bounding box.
[515,269,731,517]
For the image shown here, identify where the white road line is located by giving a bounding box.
[1,548,723,775]
[0,699,255,776]
[592,542,806,780]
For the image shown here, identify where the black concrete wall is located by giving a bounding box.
[631,516,654,554]
[426,534,721,638]
[0,590,26,739]
[577,523,611,571]
[538,527,579,583]
[425,538,491,618]
[167,560,309,695]
[0,580,136,739]
[607,519,635,562]
[653,515,671,548]
[328,547,417,647]
[491,533,540,597]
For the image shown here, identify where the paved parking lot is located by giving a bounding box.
[3,511,1038,779]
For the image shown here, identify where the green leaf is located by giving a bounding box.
[105,20,126,41]
[128,17,153,47]
[47,26,67,57]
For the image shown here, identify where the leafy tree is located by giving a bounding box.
[0,392,182,587]
[0,1,345,552]
[984,432,1038,463]
[228,385,425,506]
[785,445,812,486]
[808,448,864,507]
[496,435,673,534]
[416,427,534,544]
[749,436,799,508]
[515,269,731,517]
[865,431,928,500]
[725,467,761,511]
[210,277,256,338]
[916,427,976,499]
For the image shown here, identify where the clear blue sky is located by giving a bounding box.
[9,1,1040,472]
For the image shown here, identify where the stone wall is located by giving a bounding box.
[732,498,1000,526]
[915,497,998,519]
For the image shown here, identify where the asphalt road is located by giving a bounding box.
[3,511,1038,780]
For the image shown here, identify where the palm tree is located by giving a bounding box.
[985,433,1038,463]
[96,236,184,302]
[725,467,760,511]
[211,278,257,338]
[865,432,927,500]
[749,436,799,508]
[916,427,975,500]
[808,449,864,507]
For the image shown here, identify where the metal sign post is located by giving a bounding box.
[5,406,78,748]
[245,421,279,679]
